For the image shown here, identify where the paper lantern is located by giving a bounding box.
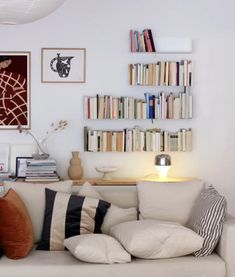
[0,0,65,25]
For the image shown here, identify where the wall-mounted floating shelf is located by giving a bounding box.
[156,37,193,53]
[84,91,192,120]
[130,29,192,53]
[84,126,192,153]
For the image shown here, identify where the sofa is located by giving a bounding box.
[0,180,234,277]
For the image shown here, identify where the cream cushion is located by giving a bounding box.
[78,182,102,198]
[110,220,204,259]
[64,234,131,264]
[137,180,204,225]
[79,182,137,234]
[4,181,73,242]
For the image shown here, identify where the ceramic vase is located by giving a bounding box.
[68,151,83,180]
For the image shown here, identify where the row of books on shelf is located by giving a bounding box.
[130,29,156,52]
[129,60,192,87]
[84,126,191,153]
[84,91,192,120]
[25,159,60,182]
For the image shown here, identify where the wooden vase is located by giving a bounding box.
[68,151,83,180]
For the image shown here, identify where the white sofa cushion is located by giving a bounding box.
[4,181,73,242]
[137,180,204,225]
[64,234,131,264]
[110,220,204,259]
[79,182,137,234]
[78,182,102,198]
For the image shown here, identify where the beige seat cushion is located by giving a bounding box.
[4,181,73,242]
[0,249,225,277]
[137,180,204,225]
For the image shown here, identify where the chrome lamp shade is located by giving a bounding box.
[155,154,171,166]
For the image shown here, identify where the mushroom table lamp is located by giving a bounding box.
[155,154,171,180]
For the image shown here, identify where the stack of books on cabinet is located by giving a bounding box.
[129,60,192,86]
[84,91,192,120]
[84,126,191,153]
[25,159,60,182]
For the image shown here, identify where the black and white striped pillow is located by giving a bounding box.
[37,188,110,251]
[187,185,227,257]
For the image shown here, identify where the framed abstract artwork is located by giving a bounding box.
[0,52,30,129]
[41,48,86,83]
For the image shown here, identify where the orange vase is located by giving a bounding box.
[68,151,83,180]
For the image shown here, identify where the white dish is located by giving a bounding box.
[95,166,118,180]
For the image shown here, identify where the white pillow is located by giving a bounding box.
[110,220,203,259]
[137,180,204,225]
[64,234,131,264]
[78,181,102,199]
[79,183,137,234]
[4,180,73,242]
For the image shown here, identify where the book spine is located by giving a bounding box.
[130,30,135,52]
[186,129,192,151]
[148,29,156,52]
[181,129,186,151]
[84,96,88,119]
[135,31,140,52]
[189,95,193,119]
[143,29,152,52]
[149,95,154,119]
[84,126,88,151]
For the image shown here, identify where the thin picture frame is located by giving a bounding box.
[15,156,33,178]
[41,48,86,83]
[0,51,31,129]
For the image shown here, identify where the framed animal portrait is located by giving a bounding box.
[41,48,86,83]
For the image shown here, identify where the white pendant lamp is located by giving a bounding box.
[0,0,65,25]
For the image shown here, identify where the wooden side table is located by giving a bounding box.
[72,178,138,186]
[72,177,195,186]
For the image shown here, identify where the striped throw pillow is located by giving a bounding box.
[187,185,227,257]
[37,189,110,251]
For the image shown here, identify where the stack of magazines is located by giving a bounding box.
[25,159,60,182]
[0,172,16,182]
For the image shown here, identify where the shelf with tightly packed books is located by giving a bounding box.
[84,89,192,120]
[84,126,191,153]
[129,59,192,87]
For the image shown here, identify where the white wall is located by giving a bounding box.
[1,0,235,214]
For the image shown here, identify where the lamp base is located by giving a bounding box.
[155,165,171,180]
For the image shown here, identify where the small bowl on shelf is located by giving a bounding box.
[95,166,118,180]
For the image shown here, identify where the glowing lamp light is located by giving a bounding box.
[0,0,65,25]
[155,154,171,180]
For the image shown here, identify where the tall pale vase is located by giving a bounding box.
[68,151,83,180]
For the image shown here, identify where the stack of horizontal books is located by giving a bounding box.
[0,172,16,182]
[25,159,60,182]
